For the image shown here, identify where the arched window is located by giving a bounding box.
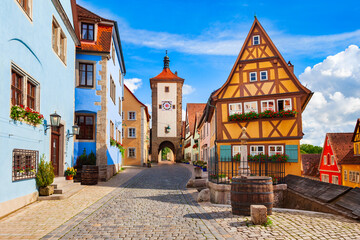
[327,153,330,165]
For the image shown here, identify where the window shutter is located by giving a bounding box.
[220,145,231,162]
[285,145,298,162]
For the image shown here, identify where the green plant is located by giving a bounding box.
[35,154,54,188]
[10,105,44,125]
[262,216,273,227]
[110,137,125,158]
[75,149,96,167]
[65,167,77,176]
[87,151,96,165]
[229,109,297,122]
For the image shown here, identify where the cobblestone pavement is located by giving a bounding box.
[0,168,143,240]
[199,202,360,240]
[43,162,226,240]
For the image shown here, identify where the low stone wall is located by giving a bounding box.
[273,184,287,208]
[0,191,38,218]
[208,181,231,205]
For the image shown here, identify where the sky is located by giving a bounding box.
[77,0,360,146]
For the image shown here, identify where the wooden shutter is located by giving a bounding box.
[220,145,231,162]
[285,145,298,162]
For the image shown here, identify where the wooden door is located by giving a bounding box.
[51,127,60,176]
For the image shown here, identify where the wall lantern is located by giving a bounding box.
[165,125,171,133]
[44,111,61,133]
[66,124,80,141]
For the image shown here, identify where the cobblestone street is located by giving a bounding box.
[1,163,360,239]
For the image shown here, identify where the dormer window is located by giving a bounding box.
[253,35,260,45]
[81,23,94,41]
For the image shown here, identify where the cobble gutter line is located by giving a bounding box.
[41,169,147,240]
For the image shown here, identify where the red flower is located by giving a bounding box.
[20,105,24,108]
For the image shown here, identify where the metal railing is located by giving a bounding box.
[208,155,285,185]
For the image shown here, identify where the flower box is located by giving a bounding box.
[229,109,297,122]
[10,105,44,126]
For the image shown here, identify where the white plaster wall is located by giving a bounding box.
[157,82,177,137]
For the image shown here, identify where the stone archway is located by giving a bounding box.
[158,141,176,162]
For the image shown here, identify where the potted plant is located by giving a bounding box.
[65,167,77,180]
[147,160,152,168]
[202,162,207,172]
[36,155,55,196]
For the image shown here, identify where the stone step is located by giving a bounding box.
[38,183,85,201]
[51,177,74,189]
[53,182,81,194]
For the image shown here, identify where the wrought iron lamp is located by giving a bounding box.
[44,112,61,133]
[66,124,80,141]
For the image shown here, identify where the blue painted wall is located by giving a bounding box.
[0,1,77,203]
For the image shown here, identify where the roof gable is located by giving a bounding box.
[352,118,360,142]
[327,133,354,164]
[186,103,206,136]
[124,85,150,122]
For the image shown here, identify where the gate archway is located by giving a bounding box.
[158,141,176,162]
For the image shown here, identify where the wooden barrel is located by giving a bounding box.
[231,176,273,216]
[81,165,99,185]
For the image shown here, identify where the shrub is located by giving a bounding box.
[75,149,96,168]
[35,154,54,188]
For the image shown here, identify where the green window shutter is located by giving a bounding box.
[220,145,231,162]
[285,145,298,163]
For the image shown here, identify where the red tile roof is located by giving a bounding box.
[150,68,184,81]
[77,4,113,22]
[301,154,320,178]
[327,133,354,164]
[186,103,206,136]
[124,85,150,122]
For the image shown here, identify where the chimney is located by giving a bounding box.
[175,71,178,76]
[288,61,294,73]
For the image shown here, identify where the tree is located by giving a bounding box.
[161,147,171,160]
[300,144,323,154]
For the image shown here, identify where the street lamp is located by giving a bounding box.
[67,124,80,141]
[44,112,61,133]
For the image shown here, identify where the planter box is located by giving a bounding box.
[39,185,54,196]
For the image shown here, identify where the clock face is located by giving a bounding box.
[162,101,172,110]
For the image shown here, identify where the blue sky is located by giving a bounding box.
[78,0,360,146]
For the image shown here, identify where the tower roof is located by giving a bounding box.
[150,52,184,81]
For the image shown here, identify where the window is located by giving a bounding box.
[321,174,329,183]
[253,35,260,45]
[128,128,136,138]
[350,171,355,182]
[229,103,242,115]
[16,0,32,18]
[165,86,169,92]
[76,114,95,140]
[27,81,36,109]
[327,153,330,165]
[81,23,94,41]
[277,99,292,111]
[128,148,136,158]
[332,176,339,185]
[356,144,359,155]
[79,63,94,87]
[344,170,348,181]
[250,145,265,156]
[269,145,284,156]
[128,111,136,120]
[261,100,275,112]
[327,138,330,146]
[122,128,124,138]
[110,77,116,103]
[357,172,360,183]
[122,112,124,120]
[119,98,122,115]
[52,18,67,63]
[323,155,327,165]
[233,145,241,156]
[11,71,23,106]
[159,104,162,109]
[110,121,114,140]
[260,71,268,81]
[331,155,335,165]
[244,102,258,113]
[249,72,257,82]
[12,149,38,181]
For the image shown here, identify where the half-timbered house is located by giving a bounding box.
[206,17,312,177]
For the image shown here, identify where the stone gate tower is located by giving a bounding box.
[150,53,184,162]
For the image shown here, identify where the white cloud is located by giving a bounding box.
[300,45,360,146]
[124,78,142,93]
[183,84,195,95]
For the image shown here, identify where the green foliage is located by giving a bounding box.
[110,137,126,158]
[10,105,44,125]
[35,154,54,187]
[229,109,297,122]
[161,147,171,160]
[262,217,273,227]
[75,149,96,167]
[300,144,323,154]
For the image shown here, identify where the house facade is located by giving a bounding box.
[122,85,150,166]
[199,120,211,163]
[73,5,126,180]
[206,18,312,177]
[0,0,79,217]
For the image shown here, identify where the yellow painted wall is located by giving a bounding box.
[342,164,360,188]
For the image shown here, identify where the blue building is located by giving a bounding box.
[73,5,126,181]
[0,0,79,217]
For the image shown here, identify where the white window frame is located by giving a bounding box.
[15,0,33,21]
[344,170,348,181]
[244,101,258,113]
[260,71,268,81]
[249,72,257,82]
[250,145,265,156]
[128,148,136,158]
[128,127,136,138]
[332,175,339,185]
[229,103,242,115]
[357,172,360,183]
[268,145,284,156]
[261,100,275,112]
[52,17,67,64]
[277,99,292,111]
[321,174,329,183]
[253,35,260,45]
[331,155,335,165]
[128,111,136,120]
[232,145,241,157]
[323,155,327,165]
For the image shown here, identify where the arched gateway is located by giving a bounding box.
[150,53,184,162]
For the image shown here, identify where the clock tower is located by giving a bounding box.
[150,52,184,162]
